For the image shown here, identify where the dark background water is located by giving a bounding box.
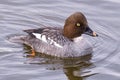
[0,0,120,80]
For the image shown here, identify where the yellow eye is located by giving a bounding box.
[76,23,81,27]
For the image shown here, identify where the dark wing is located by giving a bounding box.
[23,28,47,38]
[23,27,62,34]
[23,27,70,47]
[23,28,45,34]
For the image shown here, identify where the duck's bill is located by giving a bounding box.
[84,26,98,37]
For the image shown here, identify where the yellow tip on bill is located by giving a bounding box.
[93,32,98,37]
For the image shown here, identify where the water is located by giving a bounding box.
[0,0,120,80]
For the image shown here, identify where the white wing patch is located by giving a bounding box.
[48,37,63,48]
[32,33,47,43]
[32,33,63,48]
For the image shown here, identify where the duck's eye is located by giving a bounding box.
[76,23,81,27]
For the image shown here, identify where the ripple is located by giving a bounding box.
[88,22,119,63]
[0,0,120,80]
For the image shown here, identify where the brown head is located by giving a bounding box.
[63,12,98,39]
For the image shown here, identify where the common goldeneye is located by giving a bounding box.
[10,12,98,58]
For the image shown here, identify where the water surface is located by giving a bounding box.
[0,0,120,80]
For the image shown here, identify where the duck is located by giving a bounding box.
[10,12,98,58]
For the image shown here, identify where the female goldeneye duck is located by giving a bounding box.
[11,12,98,58]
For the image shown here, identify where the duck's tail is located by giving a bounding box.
[7,34,27,44]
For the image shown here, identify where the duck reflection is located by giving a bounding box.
[63,61,93,80]
[23,44,96,80]
[62,54,94,80]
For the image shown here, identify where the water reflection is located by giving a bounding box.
[23,44,96,80]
